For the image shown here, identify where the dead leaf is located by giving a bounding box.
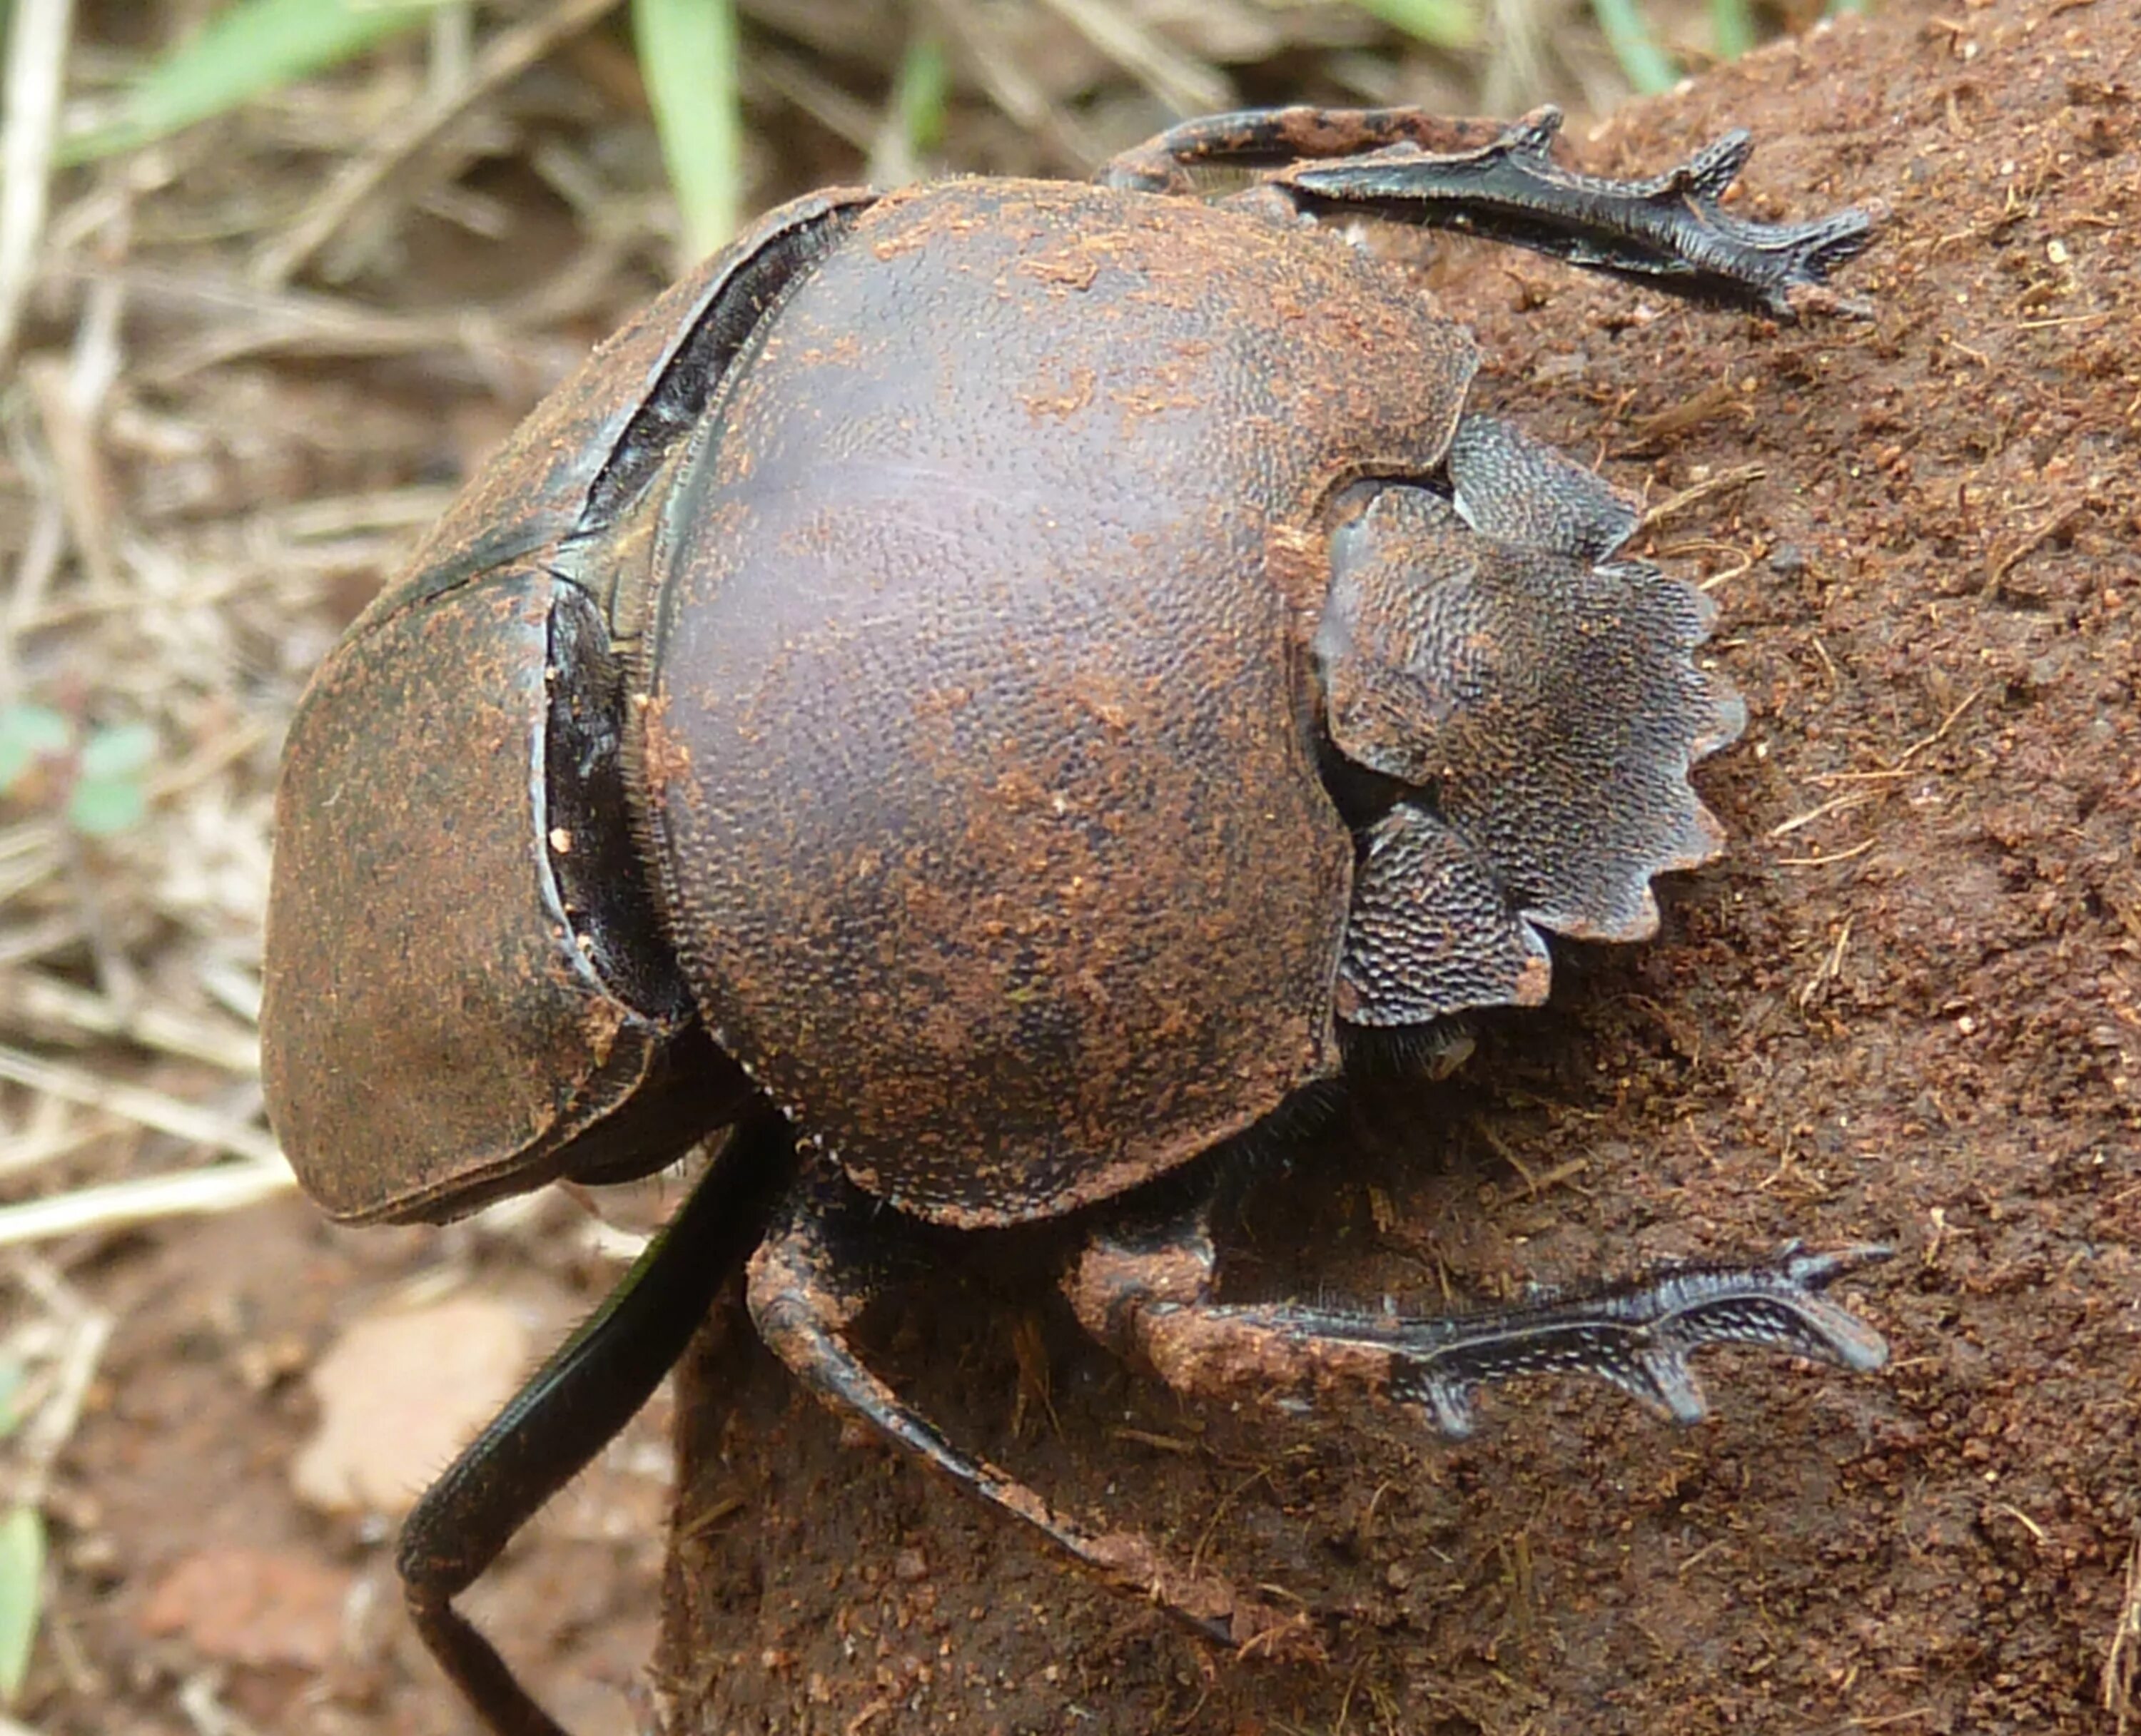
[141,1545,348,1670]
[293,1296,531,1516]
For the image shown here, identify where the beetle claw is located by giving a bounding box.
[1383,1243,1893,1433]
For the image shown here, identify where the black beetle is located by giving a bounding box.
[260,107,1886,1735]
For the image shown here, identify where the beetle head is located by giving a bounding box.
[260,567,745,1225]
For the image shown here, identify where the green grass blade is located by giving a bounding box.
[59,0,450,166]
[633,0,742,264]
[0,1504,43,1704]
[1711,0,1758,59]
[892,32,949,161]
[1590,0,1679,93]
[1354,0,1481,51]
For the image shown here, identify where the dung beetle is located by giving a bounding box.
[260,106,1888,1736]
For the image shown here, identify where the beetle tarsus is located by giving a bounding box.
[1380,1243,1893,1435]
[403,1591,570,1736]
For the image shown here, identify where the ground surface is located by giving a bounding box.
[660,4,2141,1733]
[0,3,2132,1735]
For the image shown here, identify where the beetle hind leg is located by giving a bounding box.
[1069,1206,1890,1440]
[746,1166,1292,1646]
[1272,106,1877,319]
[1105,105,1875,318]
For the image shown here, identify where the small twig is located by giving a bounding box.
[1811,688,1985,784]
[1777,838,1878,868]
[1770,790,1875,838]
[1611,380,1746,455]
[1984,501,2085,596]
[1110,1426,1201,1455]
[1640,464,1766,531]
[2108,1530,2141,1736]
[1796,915,1853,1012]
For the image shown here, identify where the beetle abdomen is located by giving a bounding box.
[639,181,1476,1225]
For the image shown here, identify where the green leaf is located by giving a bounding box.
[0,1505,44,1705]
[60,0,450,166]
[68,777,150,838]
[1353,0,1480,51]
[633,0,742,263]
[0,706,71,793]
[76,721,158,782]
[1590,0,1680,93]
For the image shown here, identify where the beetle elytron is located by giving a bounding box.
[262,106,1886,1735]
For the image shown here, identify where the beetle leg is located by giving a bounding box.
[747,1166,1296,1647]
[1105,105,1875,318]
[395,1103,794,1736]
[1262,107,1873,319]
[1070,1227,1890,1438]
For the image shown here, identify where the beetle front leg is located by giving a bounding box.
[746,1166,1298,1646]
[1068,1210,1889,1438]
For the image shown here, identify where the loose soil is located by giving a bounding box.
[659,4,2140,1733]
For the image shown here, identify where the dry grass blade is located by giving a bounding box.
[0,1043,278,1167]
[1034,0,1231,116]
[0,971,257,1075]
[0,1162,293,1248]
[250,0,626,288]
[2110,1531,2141,1736]
[4,1256,113,1510]
[926,0,1104,166]
[0,0,77,360]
